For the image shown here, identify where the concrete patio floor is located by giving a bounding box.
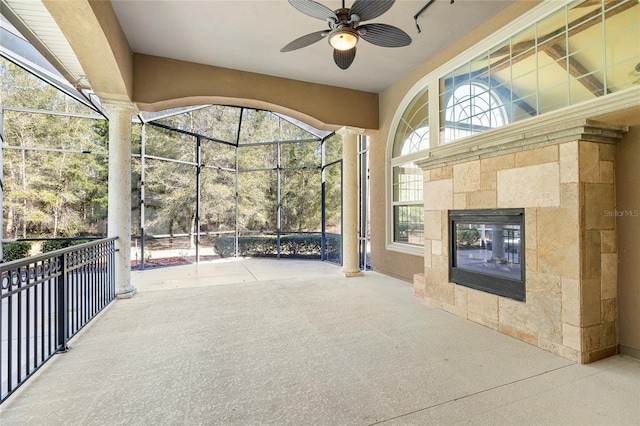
[1,258,638,425]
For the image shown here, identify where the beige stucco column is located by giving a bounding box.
[103,100,137,299]
[337,126,364,277]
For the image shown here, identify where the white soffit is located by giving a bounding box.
[1,0,89,89]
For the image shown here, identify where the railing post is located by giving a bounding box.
[56,253,69,352]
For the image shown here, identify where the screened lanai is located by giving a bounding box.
[0,15,372,270]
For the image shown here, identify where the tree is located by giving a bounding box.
[1,59,108,239]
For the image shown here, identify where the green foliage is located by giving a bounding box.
[456,229,480,247]
[41,239,89,253]
[214,234,340,259]
[2,57,342,246]
[1,59,108,240]
[2,241,32,262]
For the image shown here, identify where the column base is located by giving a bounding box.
[342,269,364,277]
[116,285,137,299]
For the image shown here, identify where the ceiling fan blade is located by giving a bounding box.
[359,23,411,48]
[281,31,327,52]
[350,0,395,21]
[333,47,357,70]
[288,0,337,21]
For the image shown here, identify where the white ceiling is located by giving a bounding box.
[111,0,518,93]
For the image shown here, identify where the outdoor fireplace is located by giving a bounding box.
[449,209,525,301]
[414,119,627,363]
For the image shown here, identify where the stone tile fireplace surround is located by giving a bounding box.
[414,119,628,363]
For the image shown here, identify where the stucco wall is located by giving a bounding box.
[617,125,640,359]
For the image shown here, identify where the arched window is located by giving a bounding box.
[388,83,507,251]
[389,88,428,250]
[442,82,508,143]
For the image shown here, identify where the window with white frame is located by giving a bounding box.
[441,82,508,143]
[437,0,639,144]
[388,0,639,253]
[390,88,428,249]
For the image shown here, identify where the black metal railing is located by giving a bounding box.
[0,238,117,403]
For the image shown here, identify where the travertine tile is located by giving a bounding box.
[442,302,467,318]
[526,271,561,298]
[432,240,443,256]
[480,153,515,172]
[467,288,498,321]
[562,323,582,350]
[581,230,601,280]
[497,163,560,208]
[561,277,581,326]
[581,278,602,327]
[454,285,468,310]
[424,179,453,210]
[499,294,562,342]
[600,253,617,300]
[601,298,616,323]
[424,240,432,268]
[480,171,497,191]
[525,208,537,250]
[428,279,455,305]
[515,145,558,168]
[560,141,579,183]
[539,337,581,362]
[432,252,450,275]
[526,249,538,271]
[536,208,580,279]
[584,345,618,363]
[468,311,499,330]
[584,183,615,230]
[599,143,616,161]
[466,190,497,209]
[453,192,467,210]
[499,323,538,345]
[453,161,481,193]
[583,322,616,351]
[431,165,453,181]
[599,161,614,184]
[560,183,579,208]
[453,192,466,209]
[600,230,617,253]
[579,141,600,183]
[424,211,442,241]
[440,211,450,242]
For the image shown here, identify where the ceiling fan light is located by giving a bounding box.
[328,27,358,51]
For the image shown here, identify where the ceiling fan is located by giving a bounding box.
[281,0,412,70]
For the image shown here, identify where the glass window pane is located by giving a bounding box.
[454,223,522,281]
[393,163,423,203]
[393,87,429,157]
[393,205,424,245]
